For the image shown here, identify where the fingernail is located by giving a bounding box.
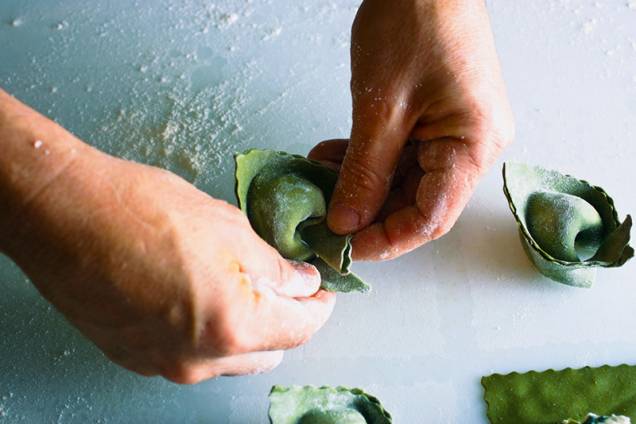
[291,261,320,283]
[328,204,360,234]
[278,261,321,298]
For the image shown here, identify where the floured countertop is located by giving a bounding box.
[0,0,635,422]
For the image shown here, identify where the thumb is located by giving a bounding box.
[238,228,323,298]
[328,103,410,234]
[267,260,322,299]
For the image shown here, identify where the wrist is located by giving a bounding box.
[0,90,103,253]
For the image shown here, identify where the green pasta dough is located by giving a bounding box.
[482,364,636,424]
[235,149,368,293]
[503,163,633,287]
[525,192,603,262]
[268,385,392,424]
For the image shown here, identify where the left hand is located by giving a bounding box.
[0,89,335,384]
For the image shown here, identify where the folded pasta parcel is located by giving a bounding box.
[235,149,369,293]
[268,385,392,424]
[502,163,633,287]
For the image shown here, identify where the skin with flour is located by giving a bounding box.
[310,0,514,260]
[0,0,512,382]
[0,90,334,383]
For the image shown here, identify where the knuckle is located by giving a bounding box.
[461,108,513,172]
[469,101,515,149]
[341,148,389,195]
[210,315,250,356]
[220,332,248,356]
[466,109,494,144]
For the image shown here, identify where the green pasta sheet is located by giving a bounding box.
[503,162,633,287]
[268,385,392,424]
[482,364,636,424]
[235,149,368,293]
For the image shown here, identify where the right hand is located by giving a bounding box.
[0,92,335,384]
[310,0,514,261]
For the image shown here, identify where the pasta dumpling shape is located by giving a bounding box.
[235,149,369,293]
[503,163,633,287]
[268,385,392,424]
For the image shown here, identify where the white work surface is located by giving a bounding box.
[1,1,635,422]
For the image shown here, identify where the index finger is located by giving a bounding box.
[207,272,336,355]
[247,288,336,352]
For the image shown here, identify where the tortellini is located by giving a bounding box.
[268,385,392,424]
[235,149,368,293]
[503,163,633,287]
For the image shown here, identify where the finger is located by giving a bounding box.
[352,138,481,261]
[307,139,349,163]
[308,140,417,185]
[234,221,322,299]
[247,249,323,299]
[214,278,336,355]
[327,102,412,235]
[316,160,342,172]
[161,351,284,384]
[215,350,284,377]
[266,260,322,298]
[309,139,418,217]
[376,189,409,223]
[252,288,335,352]
[379,166,423,220]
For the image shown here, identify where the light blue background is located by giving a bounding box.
[1,1,635,422]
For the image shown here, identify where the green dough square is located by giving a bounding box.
[482,365,636,424]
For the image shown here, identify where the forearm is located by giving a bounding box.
[0,89,92,251]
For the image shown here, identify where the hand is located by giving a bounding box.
[0,91,335,384]
[309,0,514,260]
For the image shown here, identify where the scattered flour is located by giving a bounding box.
[582,18,597,34]
[219,12,239,27]
[54,21,69,31]
[262,26,283,41]
[98,71,251,185]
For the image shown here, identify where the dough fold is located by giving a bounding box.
[235,149,369,293]
[268,385,392,424]
[503,162,633,287]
